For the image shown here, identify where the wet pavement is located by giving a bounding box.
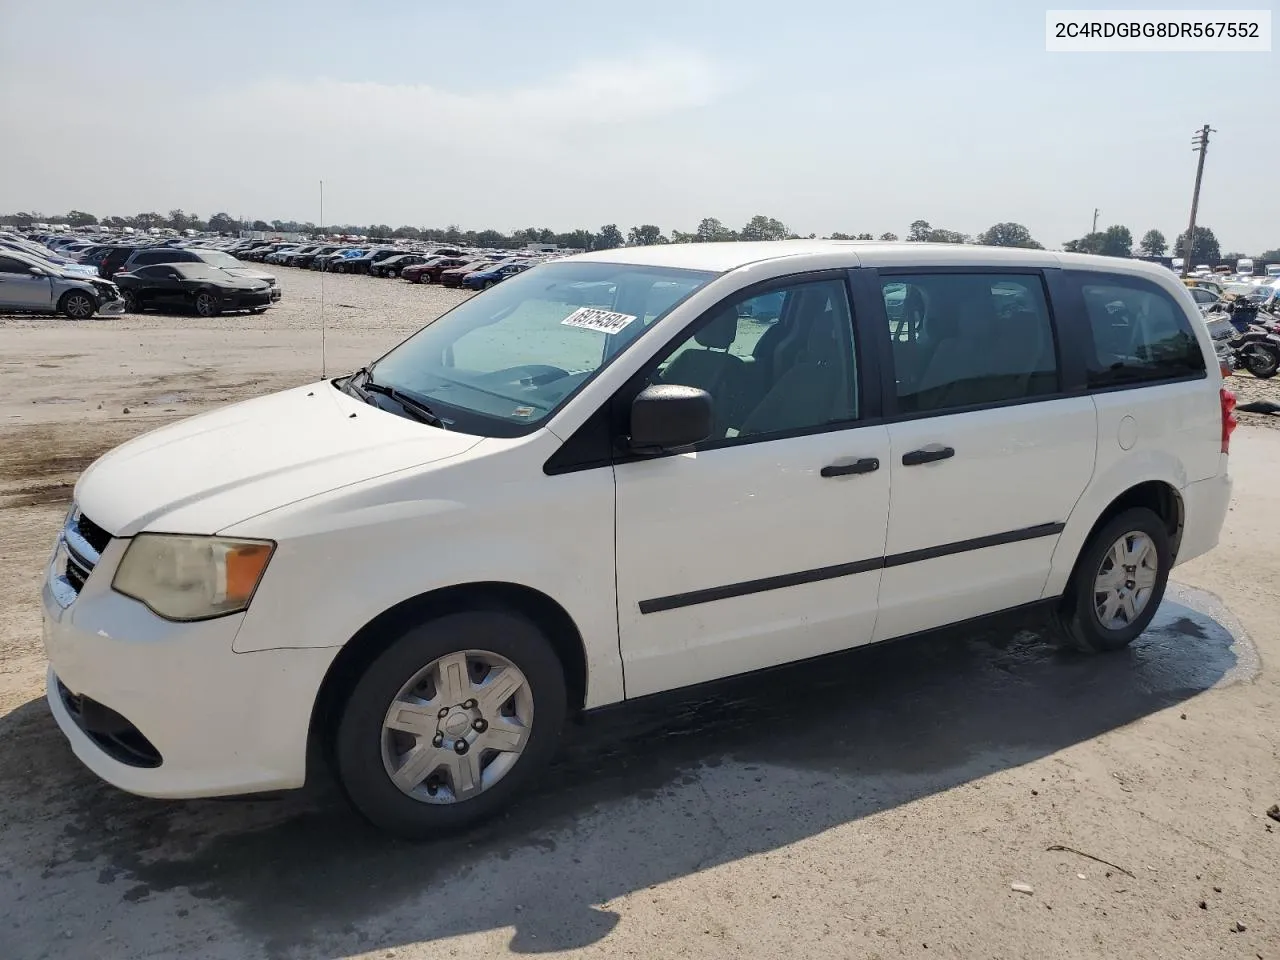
[0,584,1257,959]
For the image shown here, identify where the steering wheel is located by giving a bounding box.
[474,364,573,386]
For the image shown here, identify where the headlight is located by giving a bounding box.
[112,534,275,621]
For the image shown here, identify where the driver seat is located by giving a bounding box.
[659,307,747,437]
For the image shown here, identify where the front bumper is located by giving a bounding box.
[96,297,126,316]
[41,528,337,799]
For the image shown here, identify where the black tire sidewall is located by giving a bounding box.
[194,291,219,317]
[335,609,568,838]
[1062,507,1171,652]
[59,291,95,319]
[1244,345,1279,378]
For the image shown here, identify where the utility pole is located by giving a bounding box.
[1092,208,1099,234]
[1181,125,1213,278]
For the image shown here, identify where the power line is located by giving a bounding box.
[1180,125,1214,278]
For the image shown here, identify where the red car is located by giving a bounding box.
[439,260,498,288]
[403,256,467,284]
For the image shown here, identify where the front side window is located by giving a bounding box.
[367,261,716,435]
[0,256,30,274]
[1076,274,1206,387]
[882,273,1059,414]
[645,277,858,443]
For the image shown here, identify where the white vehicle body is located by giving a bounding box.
[1236,258,1254,277]
[42,242,1233,819]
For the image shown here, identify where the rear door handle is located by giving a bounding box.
[821,457,880,478]
[902,445,955,466]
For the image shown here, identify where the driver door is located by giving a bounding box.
[613,274,892,698]
[0,256,54,310]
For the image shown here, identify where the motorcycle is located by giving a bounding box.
[1209,303,1280,378]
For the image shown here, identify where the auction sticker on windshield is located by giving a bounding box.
[561,307,638,334]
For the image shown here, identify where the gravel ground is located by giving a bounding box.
[1,267,1279,960]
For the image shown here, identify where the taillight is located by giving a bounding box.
[1220,386,1238,453]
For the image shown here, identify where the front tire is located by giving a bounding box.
[335,609,567,838]
[122,289,142,313]
[193,290,221,318]
[1053,508,1170,653]
[58,290,96,320]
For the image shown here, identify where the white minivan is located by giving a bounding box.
[41,242,1234,837]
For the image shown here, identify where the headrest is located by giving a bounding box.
[695,307,738,349]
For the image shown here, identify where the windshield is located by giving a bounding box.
[199,251,243,268]
[366,260,716,435]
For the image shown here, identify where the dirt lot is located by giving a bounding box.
[1,269,1278,960]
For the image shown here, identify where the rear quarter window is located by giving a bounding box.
[1073,272,1206,388]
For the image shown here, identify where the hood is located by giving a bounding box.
[74,383,484,537]
[223,266,275,282]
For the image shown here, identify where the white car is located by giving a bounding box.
[41,241,1233,836]
[0,249,125,318]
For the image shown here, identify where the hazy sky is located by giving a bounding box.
[1,0,1276,250]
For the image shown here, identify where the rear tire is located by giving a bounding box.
[1053,507,1170,653]
[334,609,567,839]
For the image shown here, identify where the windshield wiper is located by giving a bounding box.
[356,372,446,428]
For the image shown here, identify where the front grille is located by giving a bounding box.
[75,512,111,555]
[56,507,113,604]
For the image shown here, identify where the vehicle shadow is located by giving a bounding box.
[0,586,1250,959]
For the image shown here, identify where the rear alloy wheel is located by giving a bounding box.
[193,291,221,318]
[58,291,96,320]
[335,610,567,838]
[1053,507,1170,653]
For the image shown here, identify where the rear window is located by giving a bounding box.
[1074,273,1206,388]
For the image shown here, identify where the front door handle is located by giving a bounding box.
[902,445,955,466]
[821,457,880,478]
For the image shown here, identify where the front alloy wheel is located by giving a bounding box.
[60,291,95,319]
[381,650,533,803]
[194,291,220,317]
[335,610,567,838]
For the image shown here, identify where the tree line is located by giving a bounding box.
[3,208,1276,263]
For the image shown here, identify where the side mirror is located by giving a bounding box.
[629,384,713,453]
[28,266,46,276]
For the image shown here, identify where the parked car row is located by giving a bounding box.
[240,239,559,290]
[2,231,283,317]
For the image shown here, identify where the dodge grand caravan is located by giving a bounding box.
[42,242,1234,837]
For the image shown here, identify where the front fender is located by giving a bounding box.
[222,439,624,708]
